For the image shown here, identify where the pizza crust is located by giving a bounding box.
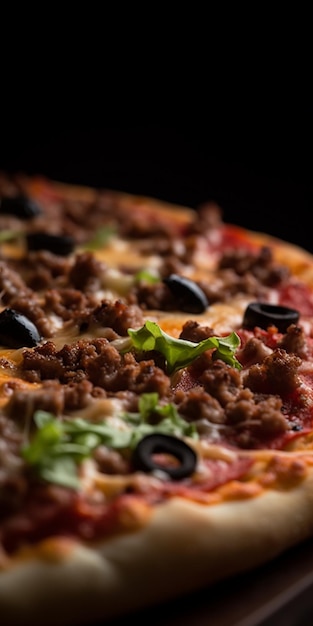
[2,470,313,626]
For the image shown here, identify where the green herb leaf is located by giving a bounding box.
[123,392,198,443]
[128,320,241,374]
[82,225,117,250]
[134,269,160,284]
[22,393,198,489]
[40,456,81,490]
[0,229,23,243]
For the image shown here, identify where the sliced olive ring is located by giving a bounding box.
[0,308,42,348]
[0,195,42,219]
[242,302,300,333]
[132,433,197,480]
[26,232,75,256]
[163,274,209,314]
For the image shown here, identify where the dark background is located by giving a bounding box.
[1,126,312,252]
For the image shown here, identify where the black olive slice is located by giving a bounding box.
[26,232,75,256]
[163,274,209,314]
[132,433,197,480]
[0,308,42,348]
[242,302,300,333]
[0,195,42,219]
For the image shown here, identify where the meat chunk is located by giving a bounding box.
[218,246,290,287]
[21,339,170,398]
[278,324,308,358]
[199,359,242,406]
[243,348,301,396]
[68,251,105,292]
[237,336,273,367]
[91,300,144,336]
[179,320,215,342]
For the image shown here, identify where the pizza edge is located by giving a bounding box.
[2,469,313,625]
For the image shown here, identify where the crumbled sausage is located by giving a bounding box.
[236,336,273,367]
[68,251,105,292]
[278,324,308,358]
[44,288,98,322]
[129,282,177,311]
[0,261,30,303]
[243,348,301,396]
[179,320,215,342]
[199,359,242,406]
[175,386,225,423]
[218,246,290,287]
[0,415,27,518]
[21,339,170,398]
[91,300,144,336]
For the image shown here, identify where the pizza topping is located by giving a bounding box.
[0,195,42,219]
[243,348,301,396]
[163,274,209,314]
[278,323,308,358]
[243,302,300,332]
[21,394,198,490]
[128,320,241,374]
[131,433,197,479]
[218,246,289,286]
[3,174,313,570]
[26,232,75,256]
[0,308,41,349]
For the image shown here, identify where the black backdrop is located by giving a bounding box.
[1,127,312,252]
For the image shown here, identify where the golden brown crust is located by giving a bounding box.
[2,465,313,626]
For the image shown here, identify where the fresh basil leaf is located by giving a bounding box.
[128,320,241,374]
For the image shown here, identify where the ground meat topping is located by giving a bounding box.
[175,386,225,424]
[218,246,290,287]
[21,339,170,398]
[44,288,99,322]
[278,324,308,358]
[243,349,302,396]
[68,251,105,292]
[0,261,30,303]
[90,300,144,336]
[4,379,105,421]
[130,247,291,310]
[198,359,242,406]
[237,336,273,367]
[129,282,177,311]
[0,415,27,518]
[15,251,71,290]
[179,320,215,342]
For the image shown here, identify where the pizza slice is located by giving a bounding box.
[1,172,313,625]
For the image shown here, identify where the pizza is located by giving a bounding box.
[1,171,313,626]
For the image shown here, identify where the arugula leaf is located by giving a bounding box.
[82,224,117,250]
[123,392,198,445]
[128,320,241,374]
[0,229,23,243]
[134,269,160,284]
[22,395,197,489]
